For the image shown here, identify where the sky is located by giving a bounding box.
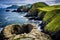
[0,0,60,8]
[0,0,60,4]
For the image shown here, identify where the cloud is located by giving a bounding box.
[0,0,60,5]
[0,4,11,8]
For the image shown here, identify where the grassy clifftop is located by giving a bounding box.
[30,2,48,11]
[32,2,48,8]
[43,9,60,22]
[38,5,60,32]
[27,2,48,16]
[44,11,60,32]
[38,5,60,11]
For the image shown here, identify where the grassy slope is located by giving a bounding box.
[38,5,60,32]
[38,5,60,18]
[43,9,60,22]
[44,13,60,32]
[28,2,48,14]
[38,5,60,11]
[32,2,48,8]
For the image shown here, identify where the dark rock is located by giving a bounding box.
[0,33,4,40]
[17,6,31,12]
[6,10,10,12]
[49,31,60,40]
[22,24,33,33]
[28,17,36,20]
[25,9,39,17]
[39,21,46,30]
[34,17,43,20]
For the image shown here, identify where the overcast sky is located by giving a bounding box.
[0,0,60,4]
[0,0,60,5]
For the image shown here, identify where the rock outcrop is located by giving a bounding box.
[0,24,52,40]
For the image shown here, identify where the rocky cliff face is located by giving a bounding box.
[0,24,52,40]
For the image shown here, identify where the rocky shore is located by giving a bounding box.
[0,24,52,40]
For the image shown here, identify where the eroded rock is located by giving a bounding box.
[0,24,52,40]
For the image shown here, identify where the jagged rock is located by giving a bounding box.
[0,24,52,40]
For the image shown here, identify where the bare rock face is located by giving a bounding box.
[0,24,52,40]
[1,24,23,40]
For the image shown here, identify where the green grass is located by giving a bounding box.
[38,5,60,11]
[32,2,48,8]
[28,2,48,14]
[44,11,60,32]
[31,2,48,11]
[43,9,60,22]
[37,5,60,32]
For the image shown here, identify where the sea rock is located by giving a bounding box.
[6,10,10,12]
[0,24,52,40]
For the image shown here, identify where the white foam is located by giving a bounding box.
[0,28,3,33]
